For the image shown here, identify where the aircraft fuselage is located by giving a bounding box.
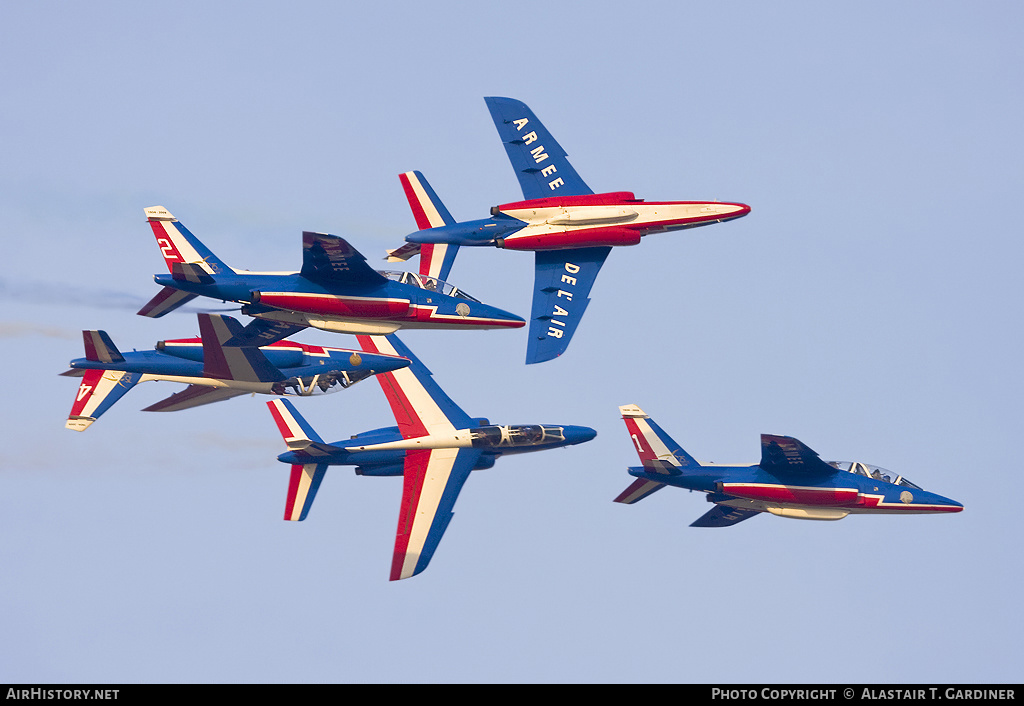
[626,463,963,518]
[152,271,525,335]
[406,191,751,251]
[278,423,597,473]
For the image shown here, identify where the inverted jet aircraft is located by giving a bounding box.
[391,97,751,364]
[267,334,597,580]
[613,405,962,526]
[61,314,409,431]
[137,206,524,346]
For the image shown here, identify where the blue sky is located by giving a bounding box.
[2,1,1022,683]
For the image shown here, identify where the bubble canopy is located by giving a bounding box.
[829,461,922,489]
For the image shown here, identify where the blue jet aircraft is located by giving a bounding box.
[137,206,524,346]
[62,314,409,430]
[267,334,597,580]
[388,98,751,364]
[613,405,962,526]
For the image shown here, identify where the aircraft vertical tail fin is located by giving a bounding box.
[614,405,700,504]
[144,206,230,276]
[620,404,701,473]
[397,171,460,282]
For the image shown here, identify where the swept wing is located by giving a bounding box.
[484,96,593,200]
[358,334,481,580]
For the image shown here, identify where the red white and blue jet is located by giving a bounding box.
[137,206,524,346]
[390,97,751,364]
[614,405,962,526]
[61,314,410,431]
[267,334,597,580]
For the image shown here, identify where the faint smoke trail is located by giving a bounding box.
[0,278,143,311]
[0,322,78,340]
[0,279,239,315]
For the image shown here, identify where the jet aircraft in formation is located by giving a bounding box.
[390,97,751,364]
[61,96,961,580]
[62,314,409,430]
[613,405,963,526]
[267,334,596,580]
[136,206,524,347]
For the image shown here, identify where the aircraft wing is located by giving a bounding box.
[484,97,593,200]
[65,368,142,430]
[391,446,481,581]
[526,246,611,364]
[356,334,475,435]
[300,232,387,285]
[142,385,248,412]
[690,505,763,528]
[355,334,480,580]
[758,434,837,477]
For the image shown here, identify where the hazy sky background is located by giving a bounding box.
[2,1,1021,683]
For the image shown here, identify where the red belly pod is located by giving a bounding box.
[498,226,642,251]
[721,483,860,507]
[254,292,411,318]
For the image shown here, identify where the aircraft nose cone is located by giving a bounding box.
[361,352,411,373]
[476,303,526,329]
[727,202,752,219]
[563,425,597,445]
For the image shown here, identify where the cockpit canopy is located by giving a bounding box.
[380,271,480,302]
[829,461,921,489]
[470,424,566,448]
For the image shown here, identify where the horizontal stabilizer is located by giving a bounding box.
[398,171,460,282]
[526,246,611,364]
[267,399,341,457]
[484,97,593,200]
[137,286,198,318]
[385,242,421,262]
[690,505,762,528]
[66,368,141,430]
[284,463,329,521]
[613,478,666,504]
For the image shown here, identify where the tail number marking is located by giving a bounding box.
[157,238,180,262]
